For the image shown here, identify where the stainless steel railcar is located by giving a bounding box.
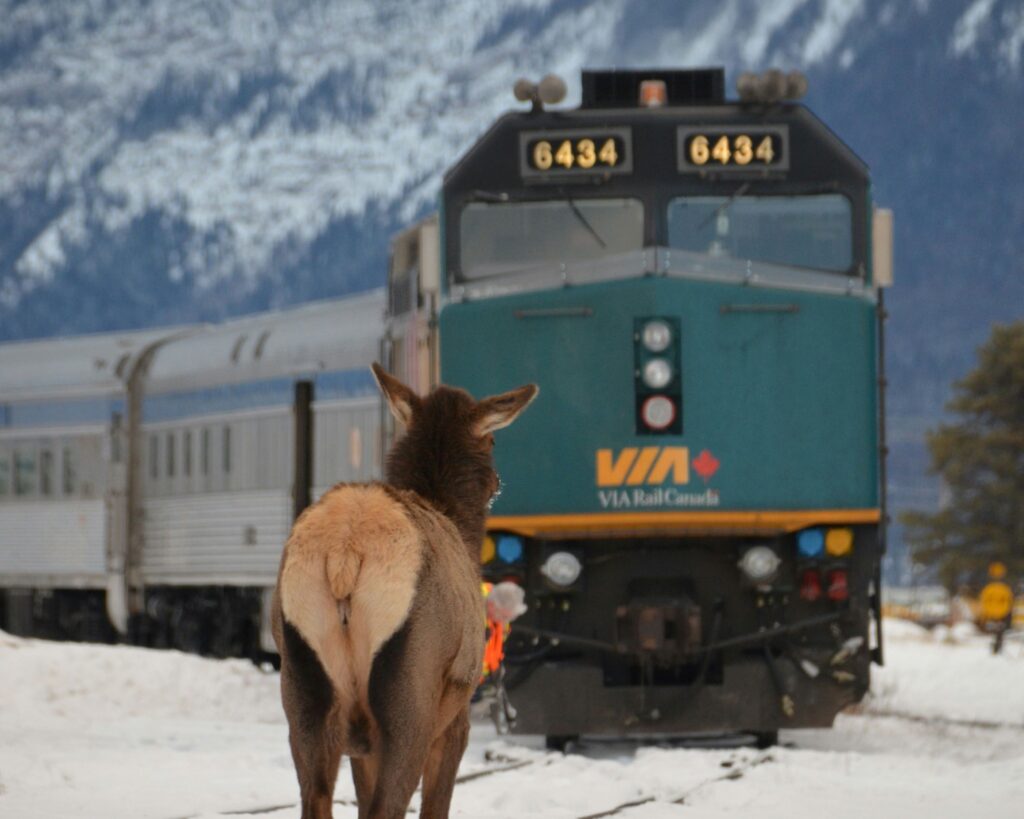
[0,290,385,656]
[0,328,172,639]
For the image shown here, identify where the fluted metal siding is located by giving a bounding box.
[139,490,290,585]
[0,499,106,582]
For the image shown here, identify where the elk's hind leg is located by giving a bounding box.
[420,702,471,819]
[281,620,344,819]
[364,623,438,819]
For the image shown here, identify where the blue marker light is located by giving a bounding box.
[496,534,525,563]
[797,528,825,558]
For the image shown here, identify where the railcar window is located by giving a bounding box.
[202,428,210,476]
[14,449,36,496]
[0,455,9,496]
[460,198,644,280]
[62,447,77,495]
[223,426,231,474]
[150,435,159,481]
[667,194,853,273]
[110,414,123,463]
[40,449,53,496]
[183,430,193,477]
[166,432,175,478]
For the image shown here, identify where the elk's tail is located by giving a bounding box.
[278,486,423,752]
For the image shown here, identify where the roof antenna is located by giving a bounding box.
[513,74,567,113]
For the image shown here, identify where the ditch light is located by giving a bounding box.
[541,551,582,587]
[738,545,781,587]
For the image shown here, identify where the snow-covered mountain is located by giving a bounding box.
[2,0,1023,579]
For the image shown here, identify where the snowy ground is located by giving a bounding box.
[2,620,1023,819]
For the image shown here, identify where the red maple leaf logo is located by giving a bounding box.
[692,449,720,483]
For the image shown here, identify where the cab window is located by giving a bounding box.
[667,193,853,274]
[460,198,644,280]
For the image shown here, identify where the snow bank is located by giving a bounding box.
[0,630,282,724]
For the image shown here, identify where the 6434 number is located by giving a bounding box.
[532,137,620,171]
[688,133,776,167]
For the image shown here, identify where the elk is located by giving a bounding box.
[271,363,537,819]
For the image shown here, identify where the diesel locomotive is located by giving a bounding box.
[385,68,892,745]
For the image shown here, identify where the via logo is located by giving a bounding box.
[596,447,720,487]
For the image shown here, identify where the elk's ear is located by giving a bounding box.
[474,384,539,436]
[371,363,419,427]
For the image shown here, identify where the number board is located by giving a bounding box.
[520,128,633,179]
[677,125,789,173]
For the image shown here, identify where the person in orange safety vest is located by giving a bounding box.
[480,581,527,679]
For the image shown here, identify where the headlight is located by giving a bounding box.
[641,319,672,352]
[640,395,676,430]
[642,358,673,389]
[540,551,582,587]
[738,545,781,585]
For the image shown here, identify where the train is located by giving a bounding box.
[0,292,383,655]
[0,68,892,746]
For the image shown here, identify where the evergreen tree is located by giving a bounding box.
[901,321,1024,590]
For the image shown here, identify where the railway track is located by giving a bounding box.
[860,708,1024,732]
[181,746,777,819]
[171,753,540,818]
[576,750,775,817]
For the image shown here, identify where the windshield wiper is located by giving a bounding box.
[566,194,607,248]
[698,182,751,230]
[471,189,510,202]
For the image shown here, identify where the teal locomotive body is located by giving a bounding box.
[390,68,889,742]
[442,277,878,515]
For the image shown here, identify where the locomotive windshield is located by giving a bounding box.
[667,193,853,274]
[460,198,643,280]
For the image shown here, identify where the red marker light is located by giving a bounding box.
[827,569,849,602]
[799,569,822,602]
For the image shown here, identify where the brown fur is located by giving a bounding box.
[272,365,537,819]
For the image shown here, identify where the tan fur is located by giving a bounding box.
[278,484,423,727]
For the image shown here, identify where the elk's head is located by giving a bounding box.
[371,363,538,546]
